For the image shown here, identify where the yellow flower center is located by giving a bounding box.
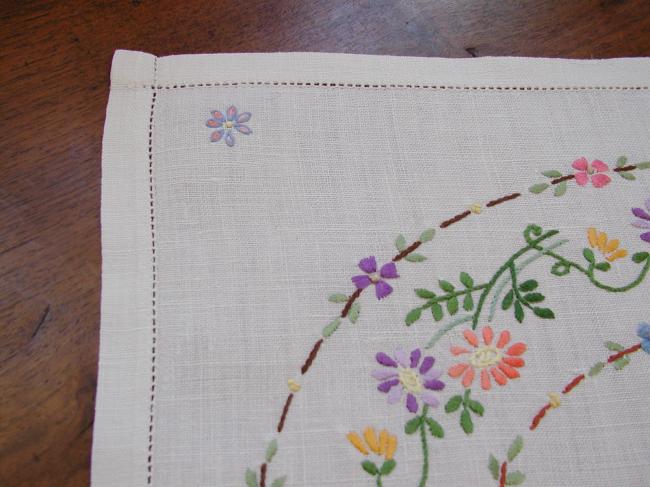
[469,345,502,368]
[369,272,381,283]
[225,121,234,129]
[398,367,423,393]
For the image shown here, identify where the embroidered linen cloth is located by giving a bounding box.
[94,50,650,487]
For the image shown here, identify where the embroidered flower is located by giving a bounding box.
[637,323,650,354]
[352,256,399,300]
[347,427,397,461]
[448,326,526,391]
[571,157,611,188]
[206,106,252,146]
[631,198,650,243]
[373,348,444,413]
[587,228,628,261]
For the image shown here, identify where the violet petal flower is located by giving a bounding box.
[351,256,399,300]
[632,198,650,244]
[206,106,252,146]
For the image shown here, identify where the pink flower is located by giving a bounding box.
[571,157,611,188]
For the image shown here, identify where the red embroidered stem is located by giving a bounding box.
[301,339,324,374]
[613,165,637,172]
[440,210,471,228]
[550,174,575,184]
[486,192,521,207]
[392,240,422,262]
[260,463,267,487]
[499,462,507,487]
[341,288,363,317]
[277,393,294,433]
[562,373,585,394]
[607,343,641,363]
[530,403,552,431]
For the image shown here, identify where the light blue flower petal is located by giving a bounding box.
[641,338,650,354]
[637,323,650,340]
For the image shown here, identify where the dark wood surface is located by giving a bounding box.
[2,1,650,486]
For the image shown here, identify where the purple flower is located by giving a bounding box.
[372,348,445,414]
[637,322,650,354]
[352,256,399,300]
[632,198,650,243]
[206,106,252,147]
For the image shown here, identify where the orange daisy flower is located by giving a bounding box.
[447,326,526,391]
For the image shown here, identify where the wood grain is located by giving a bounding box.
[1,1,649,485]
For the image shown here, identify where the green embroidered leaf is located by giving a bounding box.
[447,296,459,316]
[463,293,474,311]
[405,308,422,326]
[533,307,554,319]
[616,156,628,167]
[419,228,436,243]
[488,455,500,480]
[404,416,422,434]
[523,292,544,303]
[507,435,524,461]
[271,476,287,487]
[637,161,650,169]
[265,439,278,463]
[542,169,563,178]
[594,261,611,272]
[322,318,341,337]
[604,341,624,352]
[583,248,595,264]
[518,279,538,292]
[445,395,463,413]
[514,300,525,323]
[395,234,407,251]
[328,293,348,303]
[613,356,630,370]
[588,361,605,377]
[554,181,568,197]
[405,253,427,262]
[467,400,484,417]
[431,303,444,321]
[463,388,472,402]
[619,172,636,181]
[460,272,474,288]
[460,409,474,435]
[439,280,455,292]
[415,288,436,299]
[551,261,571,276]
[502,290,514,311]
[348,302,361,324]
[505,471,526,485]
[529,182,550,194]
[245,468,258,487]
[425,417,445,438]
[380,459,396,475]
[361,460,378,475]
[632,252,649,263]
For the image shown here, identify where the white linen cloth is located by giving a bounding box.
[94,50,650,487]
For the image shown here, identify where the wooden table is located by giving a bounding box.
[1,1,650,485]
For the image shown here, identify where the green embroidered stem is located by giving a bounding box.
[419,284,489,309]
[488,239,569,322]
[376,474,383,487]
[471,227,559,329]
[508,263,535,313]
[426,315,473,349]
[418,405,430,487]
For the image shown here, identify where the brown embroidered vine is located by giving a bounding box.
[277,393,294,433]
[301,339,324,374]
[260,463,267,487]
[486,192,521,207]
[341,288,362,317]
[393,241,422,262]
[440,210,471,228]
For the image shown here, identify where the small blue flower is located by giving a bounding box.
[636,322,650,354]
[206,106,252,147]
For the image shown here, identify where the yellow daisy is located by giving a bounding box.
[587,228,628,262]
[346,426,397,461]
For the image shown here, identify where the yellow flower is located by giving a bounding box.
[287,379,301,392]
[587,228,628,262]
[548,392,561,409]
[347,427,397,461]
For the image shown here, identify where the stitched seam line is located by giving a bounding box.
[147,56,158,486]
[139,82,650,91]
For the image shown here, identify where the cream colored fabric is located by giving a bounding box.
[95,50,650,487]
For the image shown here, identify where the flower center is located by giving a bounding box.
[586,165,594,175]
[398,367,423,393]
[224,121,234,129]
[369,272,381,283]
[469,346,502,368]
